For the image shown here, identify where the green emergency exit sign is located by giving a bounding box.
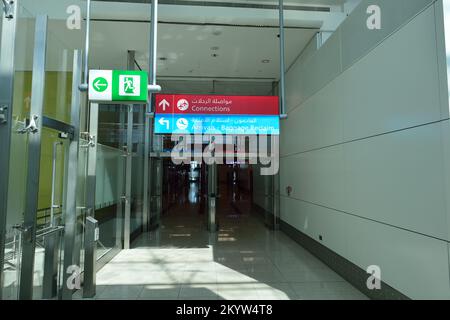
[89,70,148,103]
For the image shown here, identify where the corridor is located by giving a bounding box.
[4,0,450,302]
[80,195,367,300]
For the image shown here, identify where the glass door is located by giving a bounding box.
[1,2,85,298]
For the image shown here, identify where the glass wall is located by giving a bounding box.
[96,103,144,249]
[95,143,125,259]
[2,0,150,299]
[2,0,87,299]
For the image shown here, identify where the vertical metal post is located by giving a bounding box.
[85,103,98,219]
[124,104,133,249]
[83,216,98,298]
[116,110,125,248]
[207,164,217,232]
[278,0,287,117]
[50,141,63,227]
[19,15,48,300]
[79,0,91,91]
[42,229,61,299]
[61,50,83,300]
[144,0,158,231]
[0,0,18,299]
[154,158,162,226]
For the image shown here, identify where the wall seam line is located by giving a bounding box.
[281,195,449,243]
[281,118,450,158]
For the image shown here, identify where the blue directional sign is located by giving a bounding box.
[154,114,280,135]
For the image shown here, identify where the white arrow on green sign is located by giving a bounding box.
[93,77,108,92]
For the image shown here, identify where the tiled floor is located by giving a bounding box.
[75,183,368,300]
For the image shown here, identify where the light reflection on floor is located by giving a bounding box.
[76,216,367,300]
[75,181,367,300]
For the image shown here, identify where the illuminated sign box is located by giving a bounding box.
[89,70,148,104]
[154,94,279,135]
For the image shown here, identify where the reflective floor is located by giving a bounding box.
[75,181,368,300]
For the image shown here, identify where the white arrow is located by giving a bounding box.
[94,79,107,91]
[159,99,170,111]
[158,117,170,129]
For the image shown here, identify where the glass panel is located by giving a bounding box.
[2,3,35,300]
[95,143,126,258]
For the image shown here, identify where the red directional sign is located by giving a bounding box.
[155,94,279,115]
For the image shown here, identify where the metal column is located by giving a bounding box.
[116,110,125,249]
[18,15,48,300]
[83,216,98,298]
[124,104,133,249]
[74,102,98,297]
[144,0,159,231]
[50,141,63,226]
[278,0,287,118]
[207,164,218,232]
[153,158,162,227]
[42,227,62,299]
[0,0,18,299]
[61,50,83,300]
[85,103,98,220]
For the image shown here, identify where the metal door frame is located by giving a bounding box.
[61,50,83,300]
[124,103,133,249]
[18,14,48,300]
[0,0,18,299]
[207,163,218,232]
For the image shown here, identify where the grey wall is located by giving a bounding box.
[275,0,450,299]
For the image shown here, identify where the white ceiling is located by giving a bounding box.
[13,0,358,89]
[90,21,317,79]
[16,15,317,82]
[95,0,345,7]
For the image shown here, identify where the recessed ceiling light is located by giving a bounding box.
[262,59,270,63]
[211,53,219,58]
[210,46,219,51]
[159,57,167,61]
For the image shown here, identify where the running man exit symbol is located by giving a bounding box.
[124,77,135,94]
[119,75,141,96]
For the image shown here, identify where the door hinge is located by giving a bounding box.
[17,115,39,134]
[2,0,14,19]
[121,196,130,204]
[80,132,96,148]
[0,105,7,125]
